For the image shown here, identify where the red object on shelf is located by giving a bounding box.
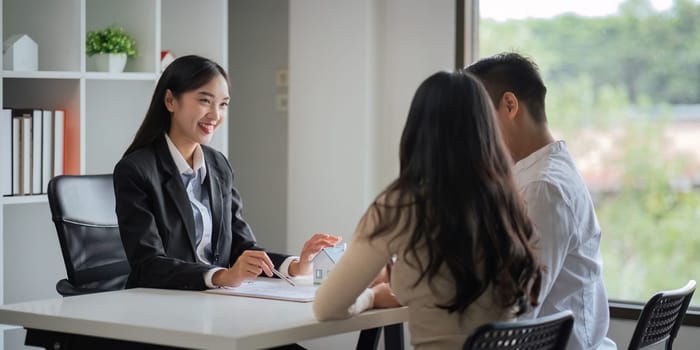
[160,50,176,71]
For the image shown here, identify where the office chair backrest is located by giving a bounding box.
[628,280,696,350]
[48,174,130,296]
[463,310,574,350]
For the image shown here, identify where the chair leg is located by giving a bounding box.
[383,323,404,350]
[357,327,381,350]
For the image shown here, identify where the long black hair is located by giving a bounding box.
[123,55,229,156]
[369,71,542,314]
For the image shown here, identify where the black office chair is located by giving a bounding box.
[463,310,574,350]
[628,280,696,350]
[27,175,181,350]
[47,174,130,296]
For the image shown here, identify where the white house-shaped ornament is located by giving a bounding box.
[313,244,346,285]
[3,34,38,71]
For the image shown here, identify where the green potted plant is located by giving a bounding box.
[86,25,137,73]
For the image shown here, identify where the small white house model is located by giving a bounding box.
[3,34,38,71]
[313,244,346,285]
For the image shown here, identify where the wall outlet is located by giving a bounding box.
[275,93,288,112]
[275,68,289,87]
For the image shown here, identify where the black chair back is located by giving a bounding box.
[628,280,696,350]
[48,174,130,296]
[463,310,574,350]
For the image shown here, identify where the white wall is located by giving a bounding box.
[229,0,289,252]
[287,0,454,252]
[288,0,377,252]
[288,0,454,348]
[372,0,455,194]
[228,0,454,260]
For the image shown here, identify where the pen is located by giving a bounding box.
[272,267,296,286]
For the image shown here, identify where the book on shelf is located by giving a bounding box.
[9,109,35,196]
[60,109,79,175]
[41,110,53,195]
[3,108,67,197]
[0,109,11,196]
[11,116,21,195]
[21,112,31,195]
[31,109,42,194]
[53,110,65,177]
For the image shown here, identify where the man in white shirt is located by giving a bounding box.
[466,53,617,350]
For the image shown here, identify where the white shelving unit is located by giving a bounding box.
[0,0,227,348]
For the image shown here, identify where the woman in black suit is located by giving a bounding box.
[113,55,340,290]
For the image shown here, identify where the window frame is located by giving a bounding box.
[610,300,700,326]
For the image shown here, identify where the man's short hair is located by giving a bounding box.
[465,52,548,124]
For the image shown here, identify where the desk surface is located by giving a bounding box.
[0,288,408,350]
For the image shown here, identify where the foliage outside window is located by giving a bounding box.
[479,0,700,305]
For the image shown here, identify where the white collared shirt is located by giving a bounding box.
[164,134,214,265]
[515,141,616,350]
[165,134,223,288]
[164,134,298,287]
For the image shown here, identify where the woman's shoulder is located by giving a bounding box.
[114,145,158,177]
[375,188,416,207]
[119,146,158,164]
[201,144,228,163]
[357,189,417,241]
[201,144,234,173]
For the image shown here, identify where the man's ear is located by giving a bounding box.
[500,91,519,120]
[164,89,175,112]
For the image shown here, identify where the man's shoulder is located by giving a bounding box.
[519,145,585,194]
[518,146,600,234]
[517,162,593,224]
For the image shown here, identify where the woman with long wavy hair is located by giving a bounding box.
[313,70,543,349]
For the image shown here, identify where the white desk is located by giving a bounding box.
[0,288,408,349]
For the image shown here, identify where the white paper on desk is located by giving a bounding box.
[205,278,318,303]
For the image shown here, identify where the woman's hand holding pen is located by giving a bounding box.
[212,250,274,287]
[289,233,342,276]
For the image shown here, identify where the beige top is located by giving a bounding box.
[313,196,516,350]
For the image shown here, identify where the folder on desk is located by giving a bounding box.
[205,278,318,303]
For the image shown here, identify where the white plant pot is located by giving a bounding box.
[93,53,127,73]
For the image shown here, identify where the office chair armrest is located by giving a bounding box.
[56,279,109,297]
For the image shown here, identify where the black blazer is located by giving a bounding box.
[113,135,289,290]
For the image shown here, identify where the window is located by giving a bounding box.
[477,0,700,305]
